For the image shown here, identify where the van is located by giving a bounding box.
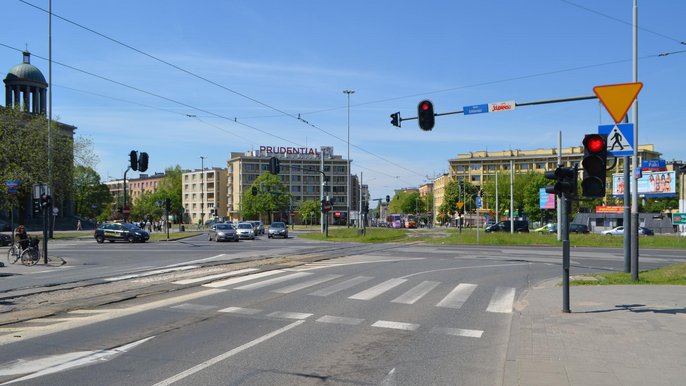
[485,220,529,233]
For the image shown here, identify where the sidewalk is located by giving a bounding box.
[504,282,686,386]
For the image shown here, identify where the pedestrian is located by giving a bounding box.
[76,219,82,231]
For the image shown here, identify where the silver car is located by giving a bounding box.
[248,220,265,235]
[235,222,255,240]
[208,223,238,242]
[268,222,288,239]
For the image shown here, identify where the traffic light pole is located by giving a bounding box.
[561,193,571,313]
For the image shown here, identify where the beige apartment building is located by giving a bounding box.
[224,146,354,224]
[431,144,661,221]
[105,172,167,209]
[182,168,228,225]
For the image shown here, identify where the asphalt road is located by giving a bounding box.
[0,235,684,385]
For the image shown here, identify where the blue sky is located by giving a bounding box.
[2,0,684,200]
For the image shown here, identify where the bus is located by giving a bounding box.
[386,214,403,228]
[405,214,417,229]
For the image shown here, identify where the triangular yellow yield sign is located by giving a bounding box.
[593,82,643,123]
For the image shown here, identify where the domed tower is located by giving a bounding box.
[4,50,47,114]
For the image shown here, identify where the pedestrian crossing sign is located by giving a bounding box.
[598,123,634,156]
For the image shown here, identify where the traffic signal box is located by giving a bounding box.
[390,112,401,127]
[581,134,608,198]
[417,100,435,131]
[268,157,280,175]
[138,152,149,172]
[129,150,138,171]
[544,166,578,197]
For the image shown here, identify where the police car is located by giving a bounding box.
[94,222,150,243]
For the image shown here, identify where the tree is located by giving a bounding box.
[241,173,290,221]
[130,166,183,223]
[72,165,112,219]
[297,199,321,225]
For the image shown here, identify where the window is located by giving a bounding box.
[470,164,481,171]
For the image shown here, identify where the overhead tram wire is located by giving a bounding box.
[0,42,301,148]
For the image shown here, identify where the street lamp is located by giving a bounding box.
[200,156,205,227]
[343,89,355,227]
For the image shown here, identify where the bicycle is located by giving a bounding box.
[6,242,22,264]
[20,238,41,266]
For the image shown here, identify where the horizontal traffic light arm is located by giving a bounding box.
[391,95,598,125]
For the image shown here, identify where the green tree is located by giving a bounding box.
[72,165,112,219]
[130,166,183,223]
[241,173,290,221]
[297,199,321,225]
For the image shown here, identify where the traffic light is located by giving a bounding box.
[581,134,608,198]
[32,198,41,214]
[252,186,258,196]
[390,112,401,128]
[544,166,578,196]
[417,100,435,131]
[385,195,390,203]
[138,152,149,172]
[129,150,138,171]
[269,157,280,174]
[165,198,171,212]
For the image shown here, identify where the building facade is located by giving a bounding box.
[182,168,228,225]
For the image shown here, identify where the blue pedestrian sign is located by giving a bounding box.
[476,196,482,209]
[598,123,634,157]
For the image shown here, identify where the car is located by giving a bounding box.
[533,223,556,233]
[248,220,265,235]
[235,222,255,240]
[639,227,654,236]
[0,233,11,247]
[569,224,590,234]
[208,222,238,242]
[268,222,289,239]
[602,226,624,236]
[485,220,529,233]
[94,222,150,243]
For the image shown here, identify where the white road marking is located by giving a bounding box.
[272,274,342,294]
[218,306,261,315]
[172,268,259,285]
[202,270,284,288]
[486,287,516,313]
[435,283,478,309]
[371,320,419,331]
[379,367,397,386]
[288,257,426,271]
[315,315,365,326]
[391,281,441,304]
[348,278,407,300]
[104,266,199,281]
[152,320,305,386]
[0,336,155,383]
[266,311,313,320]
[431,327,483,338]
[233,272,313,290]
[308,276,374,296]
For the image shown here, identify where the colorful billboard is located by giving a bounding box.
[612,171,676,197]
[539,188,556,209]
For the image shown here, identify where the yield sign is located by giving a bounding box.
[593,82,643,123]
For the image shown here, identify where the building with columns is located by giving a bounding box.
[4,51,47,114]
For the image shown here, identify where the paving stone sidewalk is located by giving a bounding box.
[504,283,686,386]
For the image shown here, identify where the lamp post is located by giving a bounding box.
[200,156,205,228]
[343,89,355,227]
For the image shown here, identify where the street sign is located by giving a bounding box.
[598,123,634,157]
[321,201,332,213]
[463,104,488,115]
[122,207,131,215]
[456,202,464,210]
[672,213,686,225]
[593,82,643,123]
[52,207,59,216]
[5,181,19,195]
[476,197,482,209]
[463,101,515,115]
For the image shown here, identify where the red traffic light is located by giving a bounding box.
[583,134,605,153]
[421,102,430,111]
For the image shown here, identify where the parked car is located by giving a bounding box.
[208,222,239,242]
[533,223,556,233]
[485,220,529,233]
[94,222,150,243]
[235,222,255,240]
[602,226,653,236]
[248,220,265,235]
[268,222,289,239]
[0,233,11,246]
[569,224,590,234]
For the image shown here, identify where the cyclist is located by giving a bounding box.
[15,225,29,250]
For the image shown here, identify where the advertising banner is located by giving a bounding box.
[612,171,676,197]
[539,188,556,209]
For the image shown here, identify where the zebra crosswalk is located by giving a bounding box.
[174,268,517,314]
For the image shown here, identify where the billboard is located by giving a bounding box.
[612,171,676,197]
[539,188,556,209]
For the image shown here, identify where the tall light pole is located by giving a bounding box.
[343,89,355,227]
[200,156,205,227]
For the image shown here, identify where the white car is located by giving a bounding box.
[602,226,624,236]
[235,222,255,240]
